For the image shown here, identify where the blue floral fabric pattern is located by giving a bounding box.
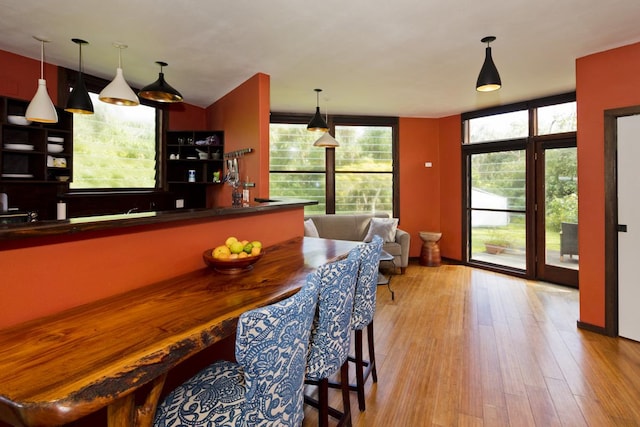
[351,235,383,329]
[305,249,360,381]
[153,275,319,427]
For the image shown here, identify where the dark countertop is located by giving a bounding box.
[0,198,316,244]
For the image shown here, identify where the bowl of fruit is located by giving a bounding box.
[203,237,263,274]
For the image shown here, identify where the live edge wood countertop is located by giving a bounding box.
[0,236,359,427]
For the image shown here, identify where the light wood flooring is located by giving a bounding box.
[303,261,640,426]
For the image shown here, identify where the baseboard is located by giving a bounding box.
[576,320,614,336]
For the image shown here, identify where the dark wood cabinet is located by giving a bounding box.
[0,97,73,184]
[166,130,224,185]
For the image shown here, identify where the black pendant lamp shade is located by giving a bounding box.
[307,88,329,132]
[139,61,183,103]
[65,38,94,114]
[476,36,502,92]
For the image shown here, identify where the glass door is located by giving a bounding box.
[468,148,527,271]
[535,140,578,287]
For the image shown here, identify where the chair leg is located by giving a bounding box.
[354,329,366,411]
[318,378,329,427]
[339,361,352,427]
[367,322,377,383]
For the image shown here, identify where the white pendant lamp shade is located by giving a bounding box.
[26,79,58,123]
[26,37,58,123]
[99,43,139,106]
[313,132,340,147]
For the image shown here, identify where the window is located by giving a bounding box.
[536,101,577,135]
[269,115,397,216]
[71,93,158,189]
[334,125,393,213]
[269,123,326,213]
[467,110,528,143]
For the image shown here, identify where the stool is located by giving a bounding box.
[419,231,442,267]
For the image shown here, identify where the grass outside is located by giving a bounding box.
[471,224,561,253]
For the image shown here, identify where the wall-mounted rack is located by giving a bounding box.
[224,148,253,159]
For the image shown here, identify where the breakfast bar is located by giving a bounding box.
[0,236,359,427]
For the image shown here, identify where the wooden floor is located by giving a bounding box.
[303,261,640,426]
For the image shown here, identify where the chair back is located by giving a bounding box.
[351,235,383,329]
[236,274,319,426]
[306,249,360,380]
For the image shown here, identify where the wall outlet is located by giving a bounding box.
[176,199,184,209]
[425,162,433,168]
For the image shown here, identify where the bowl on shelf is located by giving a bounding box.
[7,115,31,126]
[47,144,64,153]
[56,176,70,182]
[48,136,64,143]
[202,249,264,274]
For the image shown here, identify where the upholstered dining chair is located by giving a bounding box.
[342,235,383,411]
[152,275,319,427]
[304,249,360,427]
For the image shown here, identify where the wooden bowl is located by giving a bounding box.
[202,249,264,274]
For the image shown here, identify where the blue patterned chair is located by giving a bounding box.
[304,249,360,427]
[345,235,383,411]
[152,275,319,427]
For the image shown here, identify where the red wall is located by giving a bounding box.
[206,73,271,207]
[398,115,462,260]
[576,41,640,327]
[168,102,207,130]
[0,209,304,329]
[0,50,58,104]
[438,115,463,260]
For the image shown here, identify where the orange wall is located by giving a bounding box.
[0,49,58,104]
[438,115,463,260]
[206,73,271,207]
[0,209,304,329]
[398,115,462,260]
[576,41,640,328]
[399,117,441,257]
[168,102,207,130]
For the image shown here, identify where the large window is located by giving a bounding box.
[269,115,397,216]
[71,92,158,189]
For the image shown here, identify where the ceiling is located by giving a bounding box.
[1,0,640,118]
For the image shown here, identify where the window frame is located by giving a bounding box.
[461,92,576,279]
[58,67,167,193]
[269,113,399,217]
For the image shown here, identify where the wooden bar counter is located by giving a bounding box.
[0,237,358,427]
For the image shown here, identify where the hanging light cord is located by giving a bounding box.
[39,40,44,79]
[78,42,83,73]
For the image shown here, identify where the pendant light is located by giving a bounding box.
[313,132,340,147]
[476,36,502,92]
[99,43,139,106]
[65,38,93,114]
[139,61,183,103]
[312,100,339,147]
[25,36,58,123]
[307,88,329,132]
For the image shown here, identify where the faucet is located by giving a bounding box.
[126,207,139,214]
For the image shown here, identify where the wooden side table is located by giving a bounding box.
[419,231,442,267]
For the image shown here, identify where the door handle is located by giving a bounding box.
[618,224,628,232]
